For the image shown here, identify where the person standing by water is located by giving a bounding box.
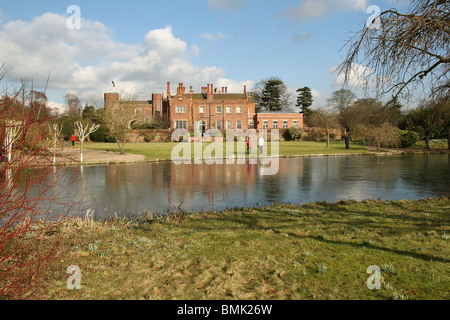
[247,137,252,155]
[258,136,264,155]
[345,133,350,149]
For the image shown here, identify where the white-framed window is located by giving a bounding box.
[293,120,298,128]
[227,121,233,129]
[226,106,232,114]
[236,120,242,129]
[249,120,254,129]
[216,105,222,113]
[248,107,252,114]
[216,121,222,130]
[236,106,242,113]
[144,117,149,123]
[273,120,278,129]
[176,106,186,113]
[283,120,289,129]
[263,120,268,129]
[135,109,140,115]
[199,106,205,113]
[175,120,187,129]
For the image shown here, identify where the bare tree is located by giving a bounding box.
[74,121,100,162]
[364,122,401,150]
[48,123,63,164]
[339,0,450,101]
[307,108,341,148]
[4,120,24,162]
[64,93,82,119]
[327,89,357,113]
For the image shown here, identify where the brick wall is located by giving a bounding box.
[254,113,304,130]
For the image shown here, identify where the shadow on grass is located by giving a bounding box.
[193,200,450,264]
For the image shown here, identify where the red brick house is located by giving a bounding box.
[104,82,303,132]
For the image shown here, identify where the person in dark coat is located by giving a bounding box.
[345,134,350,149]
[425,136,430,149]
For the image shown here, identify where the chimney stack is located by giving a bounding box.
[167,82,171,97]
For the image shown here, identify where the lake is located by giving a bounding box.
[29,153,449,220]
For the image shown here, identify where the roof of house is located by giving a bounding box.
[185,93,255,103]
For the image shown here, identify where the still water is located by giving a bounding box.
[38,153,450,220]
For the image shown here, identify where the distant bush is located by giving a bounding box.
[308,128,325,142]
[287,127,304,141]
[329,132,339,141]
[399,130,420,147]
[144,134,155,142]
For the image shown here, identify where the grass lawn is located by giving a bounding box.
[44,197,449,300]
[84,140,370,161]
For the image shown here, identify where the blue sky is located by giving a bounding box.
[0,0,409,112]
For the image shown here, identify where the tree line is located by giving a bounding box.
[252,76,449,149]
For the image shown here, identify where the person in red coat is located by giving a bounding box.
[71,134,76,147]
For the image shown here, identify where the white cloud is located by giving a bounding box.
[329,63,376,88]
[0,13,238,103]
[311,89,328,108]
[0,9,6,24]
[282,0,368,22]
[216,78,255,94]
[208,0,247,11]
[292,31,314,43]
[200,32,229,42]
[191,44,201,57]
[48,101,66,115]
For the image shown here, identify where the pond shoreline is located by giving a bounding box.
[6,145,448,168]
[59,147,449,167]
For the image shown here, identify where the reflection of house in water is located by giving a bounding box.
[104,161,257,213]
[166,162,257,206]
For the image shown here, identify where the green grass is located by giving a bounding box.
[44,197,450,300]
[84,140,369,161]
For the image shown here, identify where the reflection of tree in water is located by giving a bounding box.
[399,154,450,195]
[300,160,312,191]
[261,175,282,203]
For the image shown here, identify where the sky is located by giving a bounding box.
[0,0,409,113]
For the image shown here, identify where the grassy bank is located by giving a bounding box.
[43,197,449,300]
[84,140,370,161]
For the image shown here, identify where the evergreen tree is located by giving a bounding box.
[260,78,284,112]
[296,87,313,116]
